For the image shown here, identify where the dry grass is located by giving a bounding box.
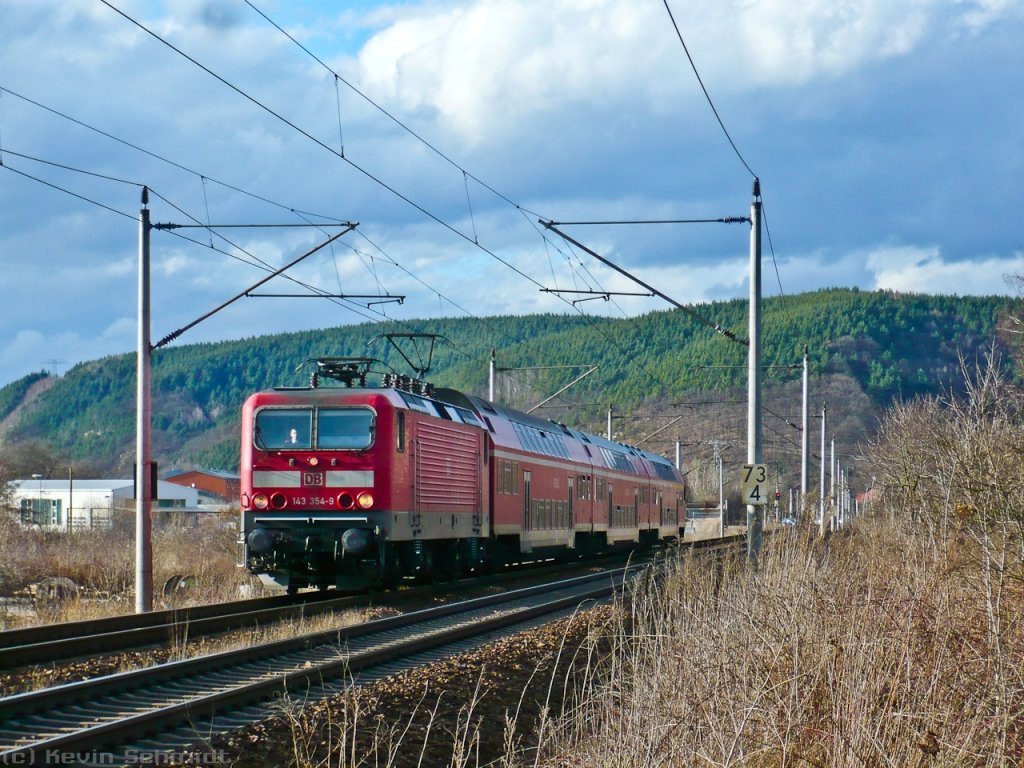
[0,514,265,626]
[524,519,1022,766]
[220,510,1021,767]
[522,354,1024,767]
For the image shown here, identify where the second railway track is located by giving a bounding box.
[0,555,641,670]
[0,563,642,766]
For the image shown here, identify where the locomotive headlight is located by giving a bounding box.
[308,456,319,467]
[252,493,269,509]
[356,492,374,509]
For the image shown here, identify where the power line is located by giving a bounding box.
[762,199,785,297]
[0,85,340,223]
[239,0,754,393]
[55,1,766,411]
[95,0,692,399]
[0,144,393,326]
[661,0,756,179]
[241,0,545,222]
[1,163,136,221]
[0,89,509,360]
[660,2,788,302]
[548,217,749,225]
[98,0,549,292]
[0,148,143,187]
[543,220,747,346]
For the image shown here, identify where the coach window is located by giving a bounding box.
[255,408,312,449]
[318,408,375,450]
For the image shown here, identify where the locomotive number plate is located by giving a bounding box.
[290,495,336,508]
[302,471,325,487]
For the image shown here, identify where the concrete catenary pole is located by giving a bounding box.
[714,440,725,535]
[819,404,827,538]
[67,466,73,534]
[488,348,496,402]
[830,436,836,522]
[747,179,763,562]
[801,345,809,511]
[136,187,153,613]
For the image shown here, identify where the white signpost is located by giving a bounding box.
[741,463,769,506]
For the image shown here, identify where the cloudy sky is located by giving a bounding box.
[1,0,1022,388]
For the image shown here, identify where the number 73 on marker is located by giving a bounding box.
[741,463,768,505]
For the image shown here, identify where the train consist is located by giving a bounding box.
[239,358,693,592]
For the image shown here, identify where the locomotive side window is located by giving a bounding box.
[318,408,375,450]
[255,408,312,449]
[455,407,482,428]
[396,411,406,452]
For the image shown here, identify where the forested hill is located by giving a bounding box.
[0,289,1013,476]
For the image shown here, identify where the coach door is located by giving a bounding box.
[523,470,532,530]
[567,475,574,530]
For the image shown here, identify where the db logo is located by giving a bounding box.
[302,472,324,487]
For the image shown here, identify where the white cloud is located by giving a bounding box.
[866,245,1024,295]
[352,0,1023,142]
[734,0,930,83]
[1,0,1022,390]
[101,317,136,342]
[958,0,1024,31]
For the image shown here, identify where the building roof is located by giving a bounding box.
[8,479,199,496]
[11,479,133,492]
[164,469,240,481]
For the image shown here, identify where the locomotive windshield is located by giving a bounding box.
[255,408,312,449]
[254,407,374,450]
[318,408,375,449]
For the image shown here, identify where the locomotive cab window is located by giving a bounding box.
[254,408,312,449]
[318,408,375,450]
[254,407,374,450]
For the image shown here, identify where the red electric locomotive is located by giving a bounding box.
[239,358,686,592]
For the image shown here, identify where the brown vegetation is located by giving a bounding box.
[524,353,1023,766]
[0,512,259,627]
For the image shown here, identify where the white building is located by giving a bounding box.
[8,478,201,531]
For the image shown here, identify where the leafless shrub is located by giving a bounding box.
[0,519,260,625]
[526,520,1021,766]
[515,350,1023,766]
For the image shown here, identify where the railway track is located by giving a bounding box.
[0,556,636,670]
[0,563,643,766]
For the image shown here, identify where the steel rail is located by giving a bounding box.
[0,591,327,650]
[0,565,636,764]
[0,557,635,669]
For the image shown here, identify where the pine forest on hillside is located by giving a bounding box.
[0,289,1014,495]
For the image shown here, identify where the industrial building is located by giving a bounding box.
[7,478,200,531]
[163,469,239,504]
